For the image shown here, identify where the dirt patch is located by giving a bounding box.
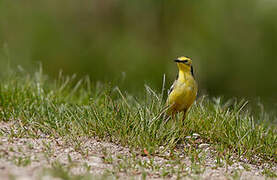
[0,121,276,179]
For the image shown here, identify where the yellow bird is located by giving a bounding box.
[167,56,198,119]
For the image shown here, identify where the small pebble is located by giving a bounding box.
[192,133,200,138]
[185,136,191,139]
[199,143,210,149]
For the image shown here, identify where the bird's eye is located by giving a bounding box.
[183,60,188,63]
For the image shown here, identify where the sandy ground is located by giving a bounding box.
[0,121,276,180]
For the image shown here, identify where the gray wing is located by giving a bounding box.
[168,80,177,95]
[168,74,178,95]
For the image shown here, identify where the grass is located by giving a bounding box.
[0,67,276,178]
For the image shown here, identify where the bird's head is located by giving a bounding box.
[174,56,194,74]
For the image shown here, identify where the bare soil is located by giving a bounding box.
[0,121,276,180]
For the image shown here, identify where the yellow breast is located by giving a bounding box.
[167,71,197,114]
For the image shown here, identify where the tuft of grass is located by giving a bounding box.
[0,68,276,165]
[42,160,94,180]
[12,156,31,167]
[262,168,277,178]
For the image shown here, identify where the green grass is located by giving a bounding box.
[0,67,276,168]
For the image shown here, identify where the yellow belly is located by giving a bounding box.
[167,81,197,114]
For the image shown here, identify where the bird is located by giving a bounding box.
[166,56,198,120]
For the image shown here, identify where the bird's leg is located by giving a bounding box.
[182,109,187,122]
[171,112,178,131]
[172,113,176,121]
[163,113,171,124]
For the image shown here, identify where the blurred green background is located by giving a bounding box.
[1,0,277,101]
